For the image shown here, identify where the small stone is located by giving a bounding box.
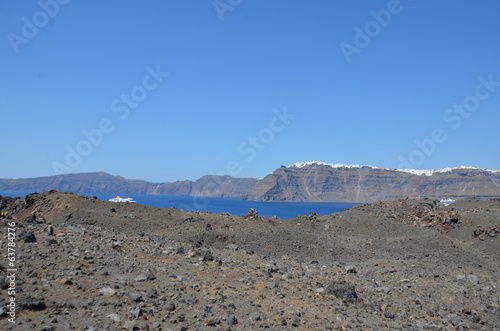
[107,313,121,322]
[58,277,73,285]
[249,312,261,321]
[123,321,137,329]
[226,243,239,251]
[291,318,300,326]
[135,274,148,282]
[135,271,156,282]
[471,315,481,323]
[325,280,358,303]
[165,302,176,311]
[40,326,54,331]
[466,274,479,284]
[269,281,278,289]
[20,297,46,311]
[457,274,479,284]
[18,231,37,243]
[375,286,392,294]
[201,250,214,261]
[99,287,116,296]
[46,225,54,235]
[66,225,85,235]
[462,307,472,314]
[266,262,280,273]
[125,290,143,302]
[147,288,158,299]
[445,313,463,326]
[130,307,142,318]
[228,315,238,325]
[384,311,395,319]
[206,318,220,326]
[0,305,7,317]
[203,305,213,317]
[344,266,357,274]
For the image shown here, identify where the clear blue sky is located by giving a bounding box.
[2,0,500,182]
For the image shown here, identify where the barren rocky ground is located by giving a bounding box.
[0,191,499,330]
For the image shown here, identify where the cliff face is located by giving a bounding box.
[244,162,500,203]
[0,172,259,198]
[3,162,500,202]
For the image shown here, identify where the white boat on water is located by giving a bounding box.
[440,198,455,206]
[109,196,136,203]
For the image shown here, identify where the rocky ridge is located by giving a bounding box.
[245,161,500,202]
[0,173,258,198]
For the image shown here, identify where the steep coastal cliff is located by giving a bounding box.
[0,172,258,198]
[244,161,500,203]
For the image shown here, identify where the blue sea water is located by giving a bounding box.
[0,191,358,219]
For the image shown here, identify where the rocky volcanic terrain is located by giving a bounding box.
[0,191,499,330]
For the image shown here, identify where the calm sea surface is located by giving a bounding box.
[0,191,358,219]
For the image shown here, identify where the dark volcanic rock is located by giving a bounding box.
[20,297,46,311]
[18,231,37,243]
[325,280,358,303]
[135,271,156,282]
[125,290,143,302]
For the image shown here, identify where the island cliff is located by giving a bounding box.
[244,161,500,203]
[2,161,500,202]
[0,172,258,198]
